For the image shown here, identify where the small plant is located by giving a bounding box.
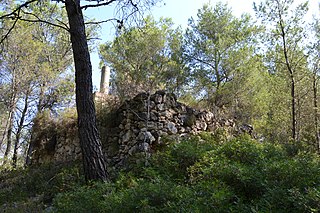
[149,136,217,181]
[0,162,84,211]
[2,134,320,212]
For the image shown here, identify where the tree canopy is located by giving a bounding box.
[99,16,186,99]
[0,0,320,183]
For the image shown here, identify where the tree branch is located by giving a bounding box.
[20,10,69,31]
[0,0,65,44]
[18,16,69,32]
[85,18,118,25]
[81,0,118,10]
[0,0,38,20]
[0,13,20,45]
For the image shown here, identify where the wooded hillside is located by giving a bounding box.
[0,0,320,211]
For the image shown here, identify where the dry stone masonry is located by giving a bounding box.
[105,91,237,169]
[30,114,81,164]
[31,91,251,170]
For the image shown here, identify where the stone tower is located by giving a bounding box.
[100,65,110,94]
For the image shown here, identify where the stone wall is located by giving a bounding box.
[31,91,247,169]
[30,111,81,164]
[103,91,237,169]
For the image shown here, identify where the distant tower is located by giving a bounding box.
[100,65,110,94]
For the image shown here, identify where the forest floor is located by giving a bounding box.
[1,133,320,212]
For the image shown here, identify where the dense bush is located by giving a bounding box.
[147,135,218,181]
[1,133,319,212]
[189,136,320,212]
[53,135,320,212]
[0,162,84,212]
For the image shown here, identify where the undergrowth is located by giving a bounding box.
[1,134,320,212]
[0,161,84,212]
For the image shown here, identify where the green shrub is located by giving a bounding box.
[214,135,264,165]
[148,136,217,181]
[52,136,320,212]
[3,134,320,212]
[54,178,197,213]
[189,137,320,212]
[53,182,115,213]
[199,128,229,144]
[0,162,84,209]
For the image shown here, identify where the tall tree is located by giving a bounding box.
[255,0,309,142]
[309,17,320,151]
[0,3,74,166]
[183,2,260,108]
[99,16,186,99]
[0,0,159,181]
[64,0,108,181]
[181,1,271,132]
[0,22,38,165]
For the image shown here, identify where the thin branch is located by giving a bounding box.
[85,18,118,25]
[128,108,147,122]
[56,18,69,30]
[129,0,139,10]
[0,0,37,20]
[87,37,102,41]
[0,14,20,45]
[20,10,69,31]
[18,17,69,31]
[52,0,66,3]
[0,0,57,44]
[81,0,118,10]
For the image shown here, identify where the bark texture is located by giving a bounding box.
[65,0,108,182]
[12,91,29,167]
[313,71,320,152]
[279,13,296,141]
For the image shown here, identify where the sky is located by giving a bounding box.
[83,0,320,89]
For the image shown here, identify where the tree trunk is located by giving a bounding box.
[25,131,34,166]
[3,103,15,165]
[291,77,296,141]
[2,69,17,163]
[12,91,29,168]
[65,0,108,182]
[279,17,297,142]
[313,71,320,152]
[37,84,45,112]
[0,109,11,149]
[0,108,12,149]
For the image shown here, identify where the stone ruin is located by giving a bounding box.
[30,65,255,169]
[104,91,238,168]
[30,90,253,170]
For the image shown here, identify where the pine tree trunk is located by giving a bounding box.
[65,0,108,182]
[3,104,15,165]
[313,72,320,152]
[2,76,17,163]
[279,17,297,142]
[291,77,296,141]
[0,112,12,148]
[12,92,29,168]
[25,131,34,166]
[0,109,12,149]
